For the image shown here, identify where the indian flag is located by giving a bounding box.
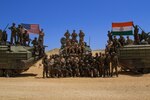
[111,21,133,35]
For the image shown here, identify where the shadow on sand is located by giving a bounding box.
[14,73,37,77]
[119,71,144,77]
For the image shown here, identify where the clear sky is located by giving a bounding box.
[0,0,150,50]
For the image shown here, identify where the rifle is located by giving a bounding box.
[137,25,144,32]
[3,24,9,32]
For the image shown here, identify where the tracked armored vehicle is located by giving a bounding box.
[117,45,150,73]
[0,45,44,77]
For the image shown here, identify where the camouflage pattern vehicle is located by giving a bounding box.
[0,45,44,77]
[117,45,150,73]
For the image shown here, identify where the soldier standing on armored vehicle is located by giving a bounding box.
[107,31,113,41]
[9,23,17,45]
[42,55,49,78]
[38,29,44,46]
[64,30,70,40]
[32,37,38,46]
[71,30,78,43]
[140,31,148,42]
[2,31,7,45]
[32,37,39,59]
[79,30,85,42]
[112,36,121,53]
[125,36,133,45]
[118,35,125,46]
[0,29,2,42]
[111,52,119,77]
[16,24,22,44]
[23,30,30,46]
[133,25,140,44]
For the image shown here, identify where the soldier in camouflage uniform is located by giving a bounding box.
[65,39,71,54]
[125,36,133,45]
[133,25,140,44]
[64,30,70,40]
[107,31,113,41]
[71,30,78,43]
[2,31,7,45]
[23,30,30,46]
[112,36,121,53]
[118,35,125,46]
[111,52,119,77]
[79,30,85,43]
[42,55,49,78]
[16,25,22,44]
[32,37,38,46]
[0,29,2,42]
[38,29,44,46]
[9,23,17,45]
[79,41,85,54]
[103,53,111,77]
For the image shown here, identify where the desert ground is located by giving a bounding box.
[0,49,150,100]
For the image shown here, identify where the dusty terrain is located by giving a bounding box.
[0,49,150,100]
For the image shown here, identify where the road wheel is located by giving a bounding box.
[143,68,149,74]
[4,70,13,77]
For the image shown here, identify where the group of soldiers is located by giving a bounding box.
[106,33,133,54]
[0,23,45,59]
[42,30,119,78]
[106,24,150,54]
[60,30,87,55]
[42,52,119,78]
[7,23,30,46]
[0,23,44,46]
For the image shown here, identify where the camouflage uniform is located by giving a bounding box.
[71,30,78,41]
[126,36,133,45]
[38,29,44,46]
[64,30,70,39]
[23,30,30,46]
[2,31,7,44]
[118,35,125,46]
[9,23,17,45]
[133,25,140,44]
[0,29,2,42]
[65,39,71,54]
[103,53,111,77]
[42,55,49,78]
[17,25,22,44]
[111,53,119,77]
[107,31,113,41]
[112,36,121,53]
[32,37,38,46]
[79,30,85,43]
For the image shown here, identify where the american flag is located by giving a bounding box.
[21,23,40,34]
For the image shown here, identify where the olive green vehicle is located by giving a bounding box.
[0,45,44,77]
[117,45,150,73]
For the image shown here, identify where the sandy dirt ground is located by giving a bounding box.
[0,49,150,100]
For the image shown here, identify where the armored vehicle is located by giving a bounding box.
[117,45,150,73]
[0,45,44,77]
